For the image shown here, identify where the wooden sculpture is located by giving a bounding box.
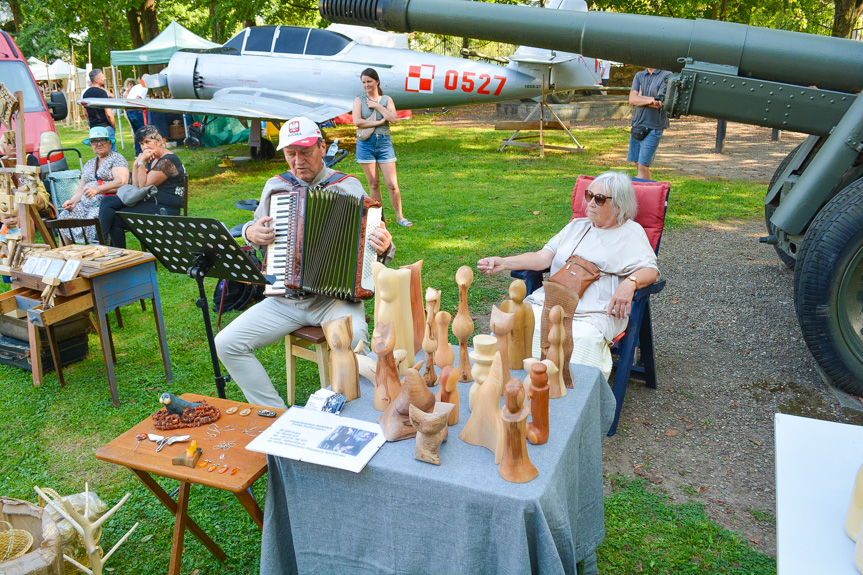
[378,362,436,441]
[540,281,577,388]
[499,379,539,484]
[545,305,567,399]
[500,279,535,367]
[353,341,377,384]
[409,402,455,465]
[422,287,441,386]
[375,265,416,366]
[322,316,361,401]
[452,266,475,382]
[372,321,402,411]
[526,362,550,445]
[460,351,504,462]
[400,260,425,355]
[523,358,559,403]
[468,334,497,410]
[489,305,516,386]
[394,349,409,376]
[434,310,454,369]
[435,365,460,425]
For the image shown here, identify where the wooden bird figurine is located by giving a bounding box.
[422,287,441,386]
[409,402,455,465]
[435,365,460,425]
[378,362,436,442]
[159,393,202,416]
[434,310,454,369]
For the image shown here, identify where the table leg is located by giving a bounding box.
[95,308,120,407]
[104,315,118,365]
[149,261,173,383]
[45,325,64,387]
[234,487,264,530]
[27,320,42,387]
[168,481,190,575]
[129,469,226,563]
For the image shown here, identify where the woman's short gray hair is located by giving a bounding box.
[135,124,163,144]
[591,171,638,225]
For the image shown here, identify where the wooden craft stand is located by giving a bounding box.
[496,81,584,157]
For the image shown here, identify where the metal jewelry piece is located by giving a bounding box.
[207,464,218,472]
[155,435,191,452]
[231,467,240,475]
[226,405,240,414]
[218,464,229,474]
[239,408,251,416]
[133,433,148,455]
[197,459,211,468]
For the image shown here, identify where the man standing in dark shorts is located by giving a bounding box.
[627,68,671,181]
[81,69,116,151]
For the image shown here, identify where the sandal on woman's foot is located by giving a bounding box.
[397,218,413,227]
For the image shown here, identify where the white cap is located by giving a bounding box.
[277,117,322,149]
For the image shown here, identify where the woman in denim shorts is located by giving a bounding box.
[352,68,412,227]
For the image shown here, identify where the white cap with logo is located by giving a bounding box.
[277,117,322,150]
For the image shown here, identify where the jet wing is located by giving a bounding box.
[79,88,354,123]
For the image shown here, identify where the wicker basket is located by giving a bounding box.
[0,519,33,562]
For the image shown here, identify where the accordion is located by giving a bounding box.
[263,186,382,301]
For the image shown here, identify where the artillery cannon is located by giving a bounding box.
[321,0,863,393]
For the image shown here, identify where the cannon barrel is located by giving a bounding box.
[321,0,863,94]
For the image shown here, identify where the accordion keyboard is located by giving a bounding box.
[264,192,299,296]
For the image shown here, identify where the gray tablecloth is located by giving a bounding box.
[261,357,615,575]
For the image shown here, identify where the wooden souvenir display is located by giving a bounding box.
[400,260,425,355]
[540,281,577,388]
[374,265,416,366]
[452,266,475,382]
[378,362,436,442]
[422,287,441,386]
[434,310,454,369]
[546,305,567,399]
[499,379,539,484]
[409,402,455,465]
[435,365,459,425]
[322,315,360,402]
[468,334,497,410]
[372,321,402,411]
[460,351,505,462]
[526,363,549,445]
[489,304,516,386]
[523,358,559,403]
[500,279,535,367]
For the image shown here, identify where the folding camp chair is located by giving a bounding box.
[44,148,83,209]
[512,175,670,436]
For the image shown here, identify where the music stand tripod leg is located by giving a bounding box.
[190,255,229,399]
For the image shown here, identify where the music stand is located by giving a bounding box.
[118,213,272,399]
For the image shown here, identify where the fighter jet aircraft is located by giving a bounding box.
[81,0,600,156]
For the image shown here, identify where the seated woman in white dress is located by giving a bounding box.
[477,171,659,380]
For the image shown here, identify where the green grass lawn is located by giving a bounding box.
[0,114,774,574]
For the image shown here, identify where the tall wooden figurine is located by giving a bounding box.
[500,279,535,367]
[490,305,515,387]
[375,266,416,366]
[409,402,455,465]
[523,358,559,403]
[468,334,497,410]
[499,378,538,484]
[540,281,577,388]
[321,316,360,402]
[526,362,549,445]
[452,266,475,382]
[434,310,454,369]
[372,322,402,411]
[435,365,459,425]
[378,363,436,442]
[546,305,567,399]
[400,260,425,355]
[422,287,441,386]
[460,352,505,462]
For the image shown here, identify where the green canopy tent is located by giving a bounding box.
[110,21,220,65]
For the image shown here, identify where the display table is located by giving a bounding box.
[775,413,863,575]
[261,359,615,575]
[95,394,284,575]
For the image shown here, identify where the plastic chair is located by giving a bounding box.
[511,175,670,436]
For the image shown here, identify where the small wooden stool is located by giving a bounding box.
[285,325,331,406]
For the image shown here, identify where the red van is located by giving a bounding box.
[0,30,68,171]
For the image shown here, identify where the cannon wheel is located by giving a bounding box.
[547,90,575,104]
[251,138,276,161]
[794,179,863,395]
[765,144,801,270]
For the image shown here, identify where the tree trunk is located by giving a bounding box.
[8,0,22,34]
[126,8,144,49]
[141,0,159,43]
[461,37,469,59]
[210,2,222,44]
[832,0,863,37]
[244,18,255,28]
[102,13,115,53]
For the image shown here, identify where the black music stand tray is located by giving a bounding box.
[118,213,271,399]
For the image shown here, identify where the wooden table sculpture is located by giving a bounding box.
[378,363,436,441]
[501,279,535,368]
[452,266,475,382]
[375,265,416,366]
[540,281,578,388]
[490,304,516,387]
[468,334,497,410]
[523,358,558,404]
[354,341,378,384]
[499,379,539,484]
[372,321,402,411]
[460,351,505,463]
[434,310,454,369]
[526,362,549,445]
[400,260,425,355]
[545,305,567,399]
[322,315,360,401]
[422,287,441,386]
[435,365,459,425]
[409,402,455,465]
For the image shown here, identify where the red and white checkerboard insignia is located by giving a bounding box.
[405,64,435,93]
